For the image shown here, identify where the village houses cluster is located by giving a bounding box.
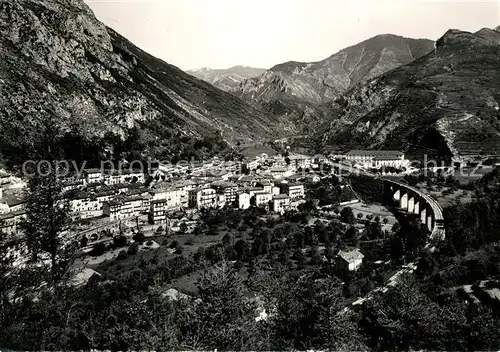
[0,152,319,236]
[0,148,407,240]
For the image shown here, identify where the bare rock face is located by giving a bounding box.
[0,0,282,165]
[232,34,435,133]
[321,28,500,161]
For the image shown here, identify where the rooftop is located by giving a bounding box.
[373,155,404,161]
[1,189,26,207]
[346,150,404,157]
[338,249,365,263]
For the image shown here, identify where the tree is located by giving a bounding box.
[340,207,355,224]
[234,239,250,261]
[127,242,139,255]
[271,272,365,350]
[357,213,364,219]
[20,163,71,282]
[179,261,266,350]
[383,218,389,225]
[178,222,188,234]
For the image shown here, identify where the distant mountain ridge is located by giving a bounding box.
[187,66,266,91]
[320,27,500,161]
[233,34,435,105]
[230,34,435,135]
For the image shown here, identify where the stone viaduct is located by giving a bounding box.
[383,178,445,241]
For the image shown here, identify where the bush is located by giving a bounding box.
[116,250,128,260]
[113,235,128,248]
[90,242,106,257]
[133,232,146,244]
[169,240,179,249]
[128,242,139,255]
[146,240,154,246]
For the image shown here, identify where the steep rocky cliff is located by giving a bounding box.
[0,0,285,165]
[321,28,500,161]
[187,66,266,92]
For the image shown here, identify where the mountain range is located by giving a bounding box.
[187,66,266,91]
[320,28,500,161]
[230,34,435,135]
[0,0,290,166]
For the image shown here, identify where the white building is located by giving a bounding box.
[83,168,104,185]
[282,183,305,199]
[238,193,251,210]
[271,194,291,214]
[69,195,102,220]
[151,186,182,209]
[252,192,273,208]
[337,249,364,271]
[344,150,405,169]
[189,187,217,209]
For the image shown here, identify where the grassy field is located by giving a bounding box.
[342,202,397,232]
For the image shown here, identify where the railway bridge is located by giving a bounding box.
[382,178,445,240]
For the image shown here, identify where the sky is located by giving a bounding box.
[85,0,500,71]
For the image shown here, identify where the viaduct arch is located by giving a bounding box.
[382,178,445,241]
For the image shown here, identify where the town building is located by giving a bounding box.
[343,150,405,169]
[69,194,102,220]
[288,154,312,170]
[270,167,288,179]
[151,186,182,209]
[212,183,238,206]
[188,187,217,209]
[149,199,168,224]
[372,155,407,169]
[251,192,273,208]
[103,196,143,221]
[271,194,291,214]
[0,210,26,236]
[256,181,274,195]
[83,168,104,185]
[238,193,251,210]
[280,183,305,199]
[337,249,364,271]
[0,189,26,214]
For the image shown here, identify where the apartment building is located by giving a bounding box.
[281,183,305,199]
[344,150,405,168]
[69,194,102,220]
[238,193,251,210]
[251,192,273,208]
[150,199,168,224]
[271,194,291,214]
[188,187,217,209]
[212,183,238,206]
[103,196,143,221]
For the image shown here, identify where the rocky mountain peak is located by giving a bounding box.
[436,29,500,54]
[0,0,285,165]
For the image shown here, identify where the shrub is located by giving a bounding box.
[90,242,106,257]
[113,235,128,248]
[116,250,128,261]
[128,242,139,255]
[133,232,146,244]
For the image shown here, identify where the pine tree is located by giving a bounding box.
[19,113,72,282]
